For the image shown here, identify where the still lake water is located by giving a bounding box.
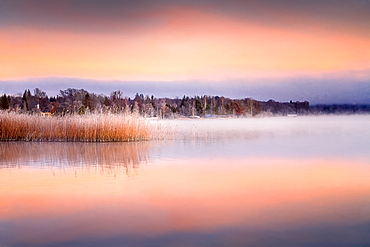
[1,115,369,247]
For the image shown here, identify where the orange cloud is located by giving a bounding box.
[0,7,369,81]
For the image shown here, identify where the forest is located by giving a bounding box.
[0,88,312,118]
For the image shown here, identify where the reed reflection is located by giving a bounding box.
[0,142,151,176]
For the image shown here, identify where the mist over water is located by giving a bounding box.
[0,115,369,247]
[163,115,369,159]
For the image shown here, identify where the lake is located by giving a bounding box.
[1,115,369,247]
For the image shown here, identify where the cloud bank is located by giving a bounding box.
[1,71,369,104]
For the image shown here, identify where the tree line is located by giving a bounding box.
[0,88,310,117]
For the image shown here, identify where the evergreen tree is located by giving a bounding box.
[103,96,110,107]
[84,93,92,109]
[0,94,10,109]
[22,89,32,111]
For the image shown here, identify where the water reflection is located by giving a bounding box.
[0,116,370,247]
[1,156,369,246]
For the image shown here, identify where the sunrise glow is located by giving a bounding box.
[1,2,369,81]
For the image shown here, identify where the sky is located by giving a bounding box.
[0,0,369,104]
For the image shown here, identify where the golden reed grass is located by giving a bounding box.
[0,112,151,142]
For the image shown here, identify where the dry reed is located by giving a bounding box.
[0,112,152,142]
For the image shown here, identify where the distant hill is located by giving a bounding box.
[310,104,370,114]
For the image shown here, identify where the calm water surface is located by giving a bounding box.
[1,115,369,247]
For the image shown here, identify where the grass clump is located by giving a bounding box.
[0,112,151,142]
